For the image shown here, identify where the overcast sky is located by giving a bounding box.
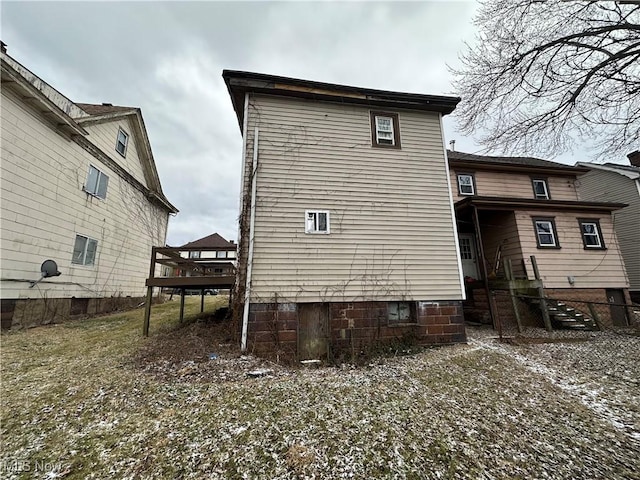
[1,1,594,246]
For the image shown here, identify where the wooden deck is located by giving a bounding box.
[143,246,236,336]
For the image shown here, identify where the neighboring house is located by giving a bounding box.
[169,233,236,278]
[0,45,177,328]
[448,150,632,327]
[223,70,467,359]
[576,152,640,303]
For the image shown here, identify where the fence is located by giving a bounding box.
[490,290,640,336]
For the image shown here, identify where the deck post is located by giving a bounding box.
[180,289,186,323]
[472,206,496,328]
[143,286,153,336]
[504,258,523,333]
[200,289,205,313]
[530,255,552,332]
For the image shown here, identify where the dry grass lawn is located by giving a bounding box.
[1,297,639,479]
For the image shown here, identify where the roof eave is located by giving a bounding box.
[1,62,88,137]
[455,196,627,212]
[576,162,640,180]
[449,158,589,175]
[223,70,460,132]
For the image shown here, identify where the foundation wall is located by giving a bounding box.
[246,300,465,360]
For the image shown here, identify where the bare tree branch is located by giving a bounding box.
[451,0,640,160]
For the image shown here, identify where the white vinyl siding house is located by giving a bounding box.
[0,49,176,326]
[241,94,463,303]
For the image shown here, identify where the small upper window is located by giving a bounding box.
[533,217,560,248]
[116,128,129,157]
[72,234,98,266]
[305,210,330,234]
[188,251,201,259]
[216,251,227,258]
[532,178,550,200]
[370,111,400,148]
[84,165,109,199]
[457,174,475,196]
[579,219,605,249]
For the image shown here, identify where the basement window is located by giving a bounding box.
[84,165,109,199]
[370,111,401,148]
[578,219,605,249]
[72,234,98,266]
[533,217,560,248]
[305,210,330,234]
[115,128,129,157]
[388,301,416,325]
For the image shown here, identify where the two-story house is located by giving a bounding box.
[448,150,631,327]
[168,233,237,283]
[576,152,640,303]
[1,45,177,328]
[224,70,467,360]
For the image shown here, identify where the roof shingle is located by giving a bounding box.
[76,103,137,116]
[180,233,235,249]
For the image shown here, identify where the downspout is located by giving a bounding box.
[241,127,259,351]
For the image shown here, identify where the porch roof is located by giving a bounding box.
[455,196,627,213]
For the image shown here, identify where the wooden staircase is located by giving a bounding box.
[525,297,598,331]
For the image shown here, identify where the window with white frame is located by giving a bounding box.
[532,178,550,200]
[84,165,109,199]
[533,217,559,248]
[72,235,98,265]
[457,173,475,195]
[116,128,129,157]
[579,219,605,249]
[216,251,227,258]
[305,210,330,234]
[370,111,400,148]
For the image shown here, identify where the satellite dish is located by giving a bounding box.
[29,260,61,288]
[41,260,61,278]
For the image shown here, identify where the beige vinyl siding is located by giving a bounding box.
[243,94,463,303]
[577,169,640,292]
[479,211,525,277]
[514,209,628,289]
[1,88,168,299]
[450,169,579,202]
[83,121,148,188]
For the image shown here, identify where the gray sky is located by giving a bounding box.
[0,1,590,246]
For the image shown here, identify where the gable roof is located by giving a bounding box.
[180,233,235,249]
[576,161,640,180]
[447,150,589,175]
[223,70,461,131]
[0,49,177,214]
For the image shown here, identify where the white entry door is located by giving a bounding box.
[458,234,479,280]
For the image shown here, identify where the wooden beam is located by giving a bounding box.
[472,206,496,328]
[179,289,186,323]
[530,255,553,332]
[142,286,153,336]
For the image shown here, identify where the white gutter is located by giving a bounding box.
[439,114,466,300]
[241,127,259,351]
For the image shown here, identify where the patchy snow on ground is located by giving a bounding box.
[2,306,639,479]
